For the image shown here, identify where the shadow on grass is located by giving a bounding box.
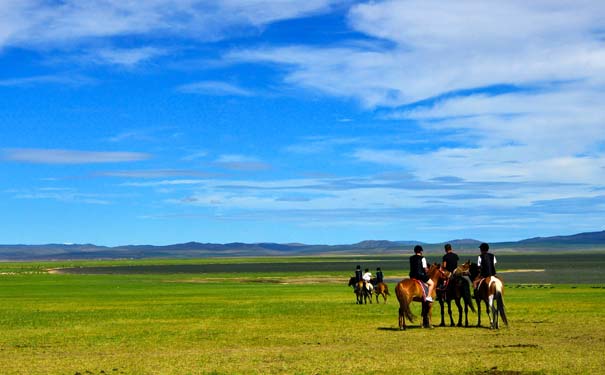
[377,325,503,331]
[377,326,428,331]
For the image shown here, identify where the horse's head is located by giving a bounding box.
[429,263,450,281]
[348,276,356,287]
[454,260,471,276]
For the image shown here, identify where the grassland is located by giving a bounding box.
[0,254,604,374]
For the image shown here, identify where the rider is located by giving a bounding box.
[362,268,374,292]
[409,245,435,302]
[354,265,363,283]
[375,267,384,284]
[439,243,459,294]
[473,242,497,290]
[442,243,459,273]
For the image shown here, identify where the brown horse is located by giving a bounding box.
[348,277,372,304]
[469,263,508,329]
[395,264,449,330]
[437,260,476,327]
[372,281,390,303]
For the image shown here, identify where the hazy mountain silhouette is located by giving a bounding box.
[1,230,604,260]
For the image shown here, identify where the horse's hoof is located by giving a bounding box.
[423,325,434,329]
[439,323,445,327]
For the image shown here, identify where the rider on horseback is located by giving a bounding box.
[442,243,459,273]
[375,267,384,284]
[473,242,497,291]
[409,245,435,302]
[439,243,459,294]
[355,265,363,282]
[362,268,374,293]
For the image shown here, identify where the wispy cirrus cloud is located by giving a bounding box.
[14,188,111,205]
[224,0,605,207]
[177,81,253,96]
[85,46,168,67]
[284,136,361,154]
[0,74,94,87]
[0,0,341,49]
[2,148,151,164]
[98,169,214,178]
[214,154,271,171]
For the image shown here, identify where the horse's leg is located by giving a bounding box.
[399,306,405,330]
[438,298,446,327]
[447,300,455,327]
[421,302,427,327]
[476,298,482,327]
[491,298,499,329]
[485,299,493,328]
[455,298,463,327]
[464,299,469,327]
[399,295,410,330]
[425,301,434,328]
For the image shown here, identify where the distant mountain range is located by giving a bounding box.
[1,230,604,261]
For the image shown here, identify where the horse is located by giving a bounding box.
[395,263,449,330]
[370,278,390,303]
[437,260,475,327]
[348,277,373,304]
[469,263,508,329]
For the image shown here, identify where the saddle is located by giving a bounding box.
[475,276,492,291]
[411,278,429,301]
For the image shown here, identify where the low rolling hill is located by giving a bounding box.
[1,230,604,261]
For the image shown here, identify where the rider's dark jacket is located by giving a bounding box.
[442,252,459,273]
[355,268,363,282]
[409,255,429,282]
[376,271,384,283]
[479,252,496,277]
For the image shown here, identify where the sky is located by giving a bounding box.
[1,0,605,246]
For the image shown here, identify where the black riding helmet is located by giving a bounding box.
[413,245,423,253]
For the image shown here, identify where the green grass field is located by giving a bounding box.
[1,254,604,374]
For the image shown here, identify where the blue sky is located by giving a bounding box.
[1,1,605,246]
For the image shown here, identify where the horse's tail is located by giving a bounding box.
[493,279,508,326]
[395,281,415,322]
[460,275,476,313]
[492,277,508,325]
[384,283,391,296]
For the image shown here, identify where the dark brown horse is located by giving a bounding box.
[469,263,508,329]
[371,280,390,303]
[437,260,475,327]
[395,264,449,330]
[348,277,372,304]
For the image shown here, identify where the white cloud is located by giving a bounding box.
[0,74,93,87]
[177,81,253,96]
[228,1,605,106]
[214,154,271,171]
[0,0,340,49]
[284,136,361,154]
[90,47,167,67]
[2,148,151,164]
[99,169,213,178]
[15,189,111,205]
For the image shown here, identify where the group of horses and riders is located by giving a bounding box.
[349,242,508,330]
[348,265,391,304]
